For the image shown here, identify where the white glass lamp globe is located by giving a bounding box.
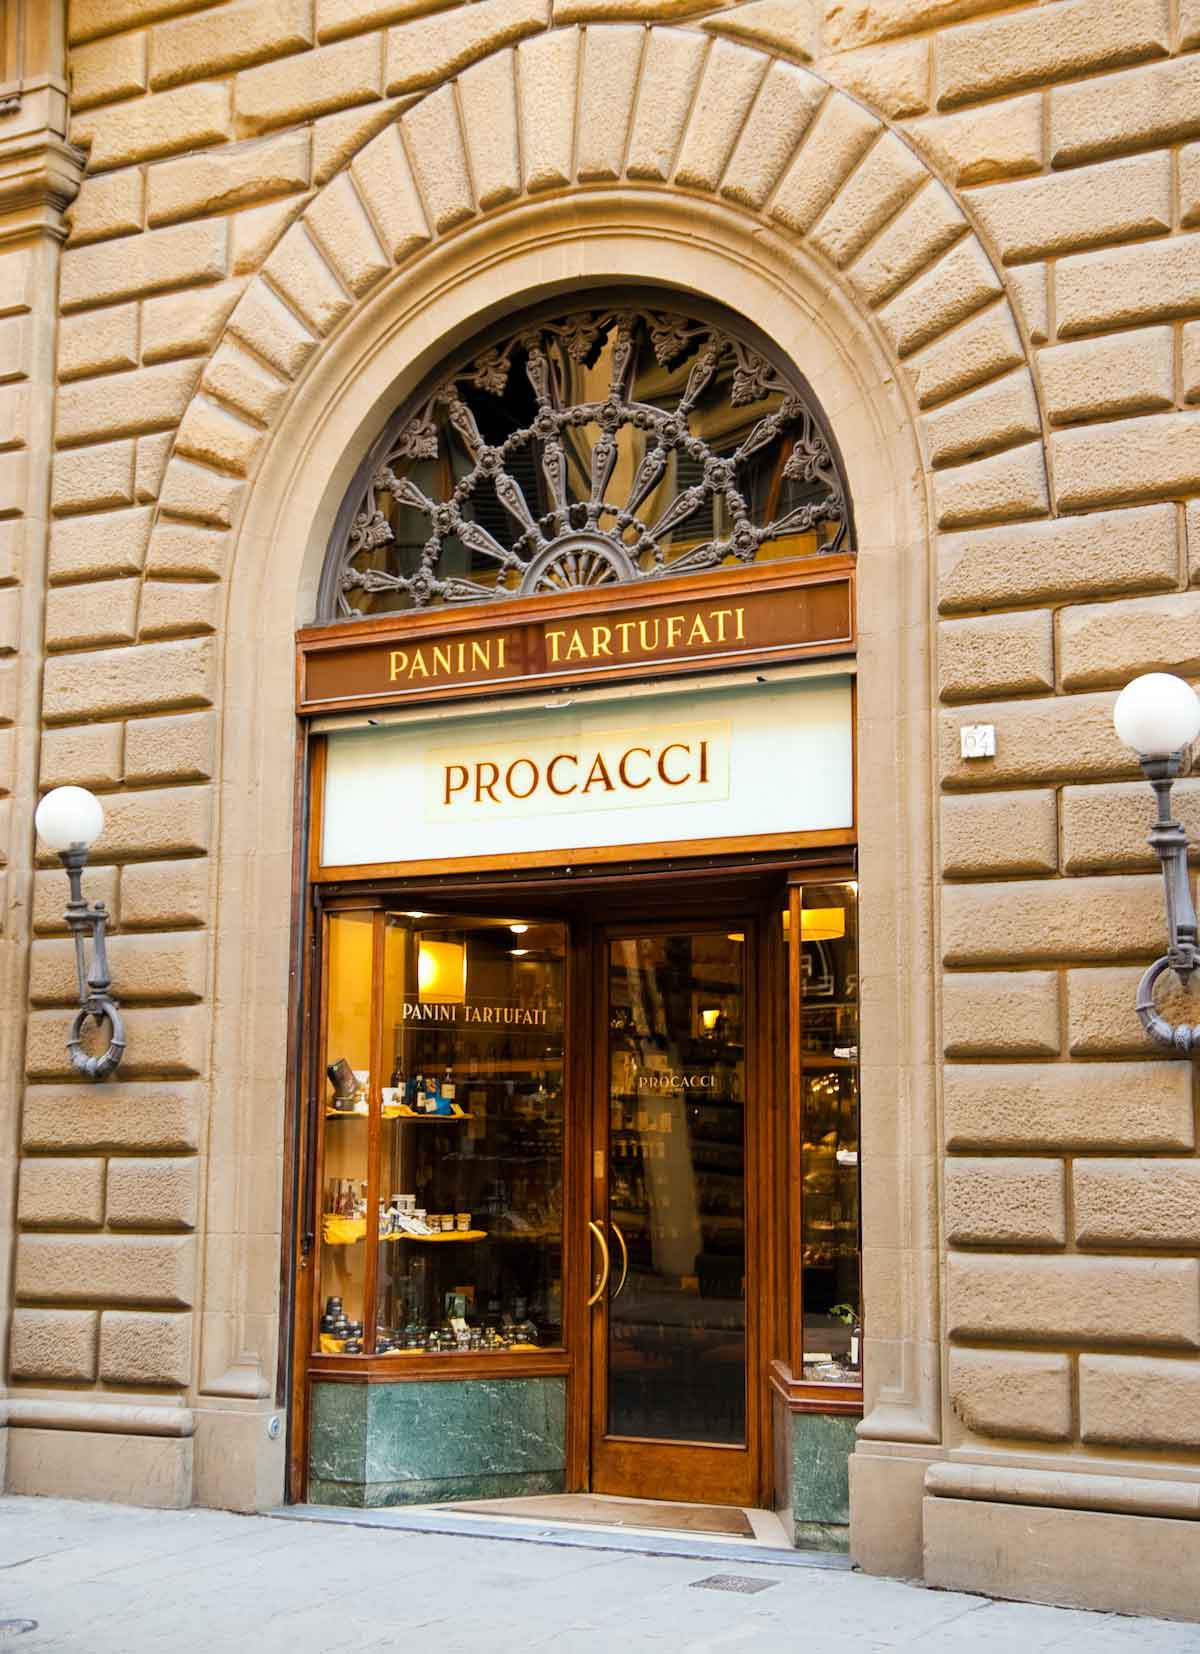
[1113,673,1200,758]
[34,786,105,853]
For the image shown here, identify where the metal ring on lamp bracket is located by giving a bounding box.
[1135,956,1200,1053]
[67,1000,127,1081]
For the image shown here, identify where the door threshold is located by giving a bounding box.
[271,1500,852,1570]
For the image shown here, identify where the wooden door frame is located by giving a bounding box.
[286,855,852,1508]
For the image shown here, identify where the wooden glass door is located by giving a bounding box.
[588,923,759,1506]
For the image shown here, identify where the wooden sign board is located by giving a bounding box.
[297,559,854,716]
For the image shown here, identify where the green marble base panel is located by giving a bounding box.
[309,1377,567,1508]
[790,1411,854,1528]
[793,1520,851,1553]
[310,1469,566,1509]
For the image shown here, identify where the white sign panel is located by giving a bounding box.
[321,675,852,868]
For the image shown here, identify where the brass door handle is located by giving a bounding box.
[587,1219,611,1307]
[610,1221,629,1299]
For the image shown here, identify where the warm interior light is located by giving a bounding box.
[34,785,105,853]
[700,1007,721,1030]
[404,910,428,919]
[509,923,529,935]
[417,940,466,1003]
[801,907,846,942]
[727,932,744,943]
[1113,673,1200,757]
[510,948,529,956]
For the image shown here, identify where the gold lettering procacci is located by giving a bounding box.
[297,563,853,714]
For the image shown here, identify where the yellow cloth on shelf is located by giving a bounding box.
[322,1215,366,1245]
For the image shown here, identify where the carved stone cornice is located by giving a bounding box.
[0,128,83,244]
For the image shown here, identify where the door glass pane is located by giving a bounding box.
[606,931,746,1445]
[318,910,374,1353]
[370,913,566,1355]
[796,883,860,1383]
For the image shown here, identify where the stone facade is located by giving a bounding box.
[1,0,1199,1620]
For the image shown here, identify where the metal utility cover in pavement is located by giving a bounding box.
[689,1575,778,1594]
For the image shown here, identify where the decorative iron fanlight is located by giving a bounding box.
[320,302,851,620]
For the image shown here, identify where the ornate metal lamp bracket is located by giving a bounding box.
[1135,753,1200,1052]
[60,846,126,1081]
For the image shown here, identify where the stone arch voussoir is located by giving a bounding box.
[147,23,1052,591]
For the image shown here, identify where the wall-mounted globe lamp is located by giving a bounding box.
[34,785,125,1081]
[1112,673,1200,1052]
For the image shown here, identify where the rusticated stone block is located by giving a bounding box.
[1057,238,1200,337]
[58,304,138,382]
[938,504,1178,613]
[458,50,521,210]
[1051,55,1200,168]
[174,398,262,478]
[125,711,216,785]
[147,132,310,228]
[121,859,208,930]
[16,1233,196,1308]
[937,610,1052,703]
[231,198,301,274]
[576,25,642,184]
[72,82,232,172]
[26,1005,209,1081]
[1040,329,1175,427]
[942,970,1060,1059]
[305,171,390,297]
[139,580,221,641]
[146,523,229,579]
[67,169,144,247]
[227,279,318,379]
[1053,415,1200,512]
[44,578,139,651]
[39,722,123,790]
[62,219,227,311]
[318,0,460,35]
[932,441,1049,530]
[263,222,352,337]
[847,181,967,307]
[141,282,244,364]
[943,875,1162,966]
[83,784,212,861]
[945,1158,1066,1247]
[1186,324,1200,406]
[878,238,1002,358]
[71,31,148,112]
[1060,593,1200,691]
[29,930,207,1006]
[944,1060,1193,1152]
[939,693,1132,790]
[823,37,929,120]
[940,791,1057,879]
[22,1082,205,1153]
[349,124,430,262]
[99,1309,192,1386]
[936,0,1169,109]
[965,153,1170,265]
[107,1157,200,1231]
[10,1309,99,1381]
[45,501,147,584]
[947,1252,1200,1347]
[1075,1160,1200,1249]
[57,361,203,445]
[150,0,313,90]
[1080,1354,1200,1446]
[824,0,1011,51]
[236,34,381,137]
[202,340,289,427]
[1061,780,1200,876]
[70,0,214,44]
[386,0,548,95]
[517,28,577,193]
[911,305,1024,411]
[158,461,243,529]
[401,85,474,233]
[43,637,216,724]
[33,865,119,935]
[949,1348,1072,1442]
[313,103,400,188]
[807,132,926,269]
[52,439,135,516]
[908,95,1043,187]
[17,1157,106,1228]
[717,58,821,210]
[1066,964,1197,1057]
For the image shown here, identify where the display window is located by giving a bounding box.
[316,910,566,1359]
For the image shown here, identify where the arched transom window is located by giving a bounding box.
[318,295,853,621]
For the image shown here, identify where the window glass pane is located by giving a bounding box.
[607,931,746,1445]
[371,914,565,1355]
[318,910,374,1354]
[797,884,860,1384]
